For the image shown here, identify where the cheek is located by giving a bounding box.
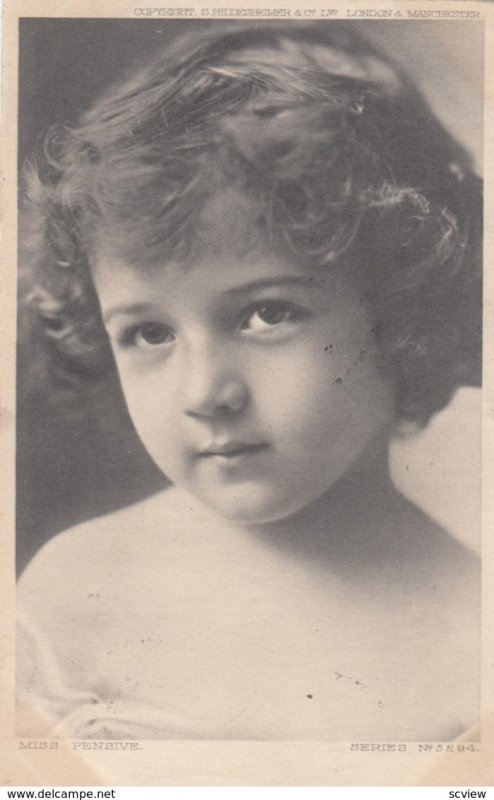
[255,336,393,450]
[115,366,179,447]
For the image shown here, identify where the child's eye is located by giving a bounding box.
[240,301,303,335]
[123,322,175,350]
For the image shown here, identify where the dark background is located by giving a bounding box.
[17,19,483,574]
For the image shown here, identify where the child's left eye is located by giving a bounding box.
[240,302,302,334]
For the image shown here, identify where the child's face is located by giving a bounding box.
[93,243,394,525]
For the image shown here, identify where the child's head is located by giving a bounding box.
[22,22,482,519]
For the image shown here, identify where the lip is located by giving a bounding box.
[198,441,270,462]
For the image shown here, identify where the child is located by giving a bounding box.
[17,22,482,741]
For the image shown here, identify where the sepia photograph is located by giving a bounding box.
[2,3,492,788]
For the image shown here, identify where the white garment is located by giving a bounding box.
[17,613,225,740]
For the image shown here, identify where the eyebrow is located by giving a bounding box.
[102,277,324,324]
[102,303,156,325]
[223,276,326,296]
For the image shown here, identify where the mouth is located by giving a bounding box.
[198,441,270,464]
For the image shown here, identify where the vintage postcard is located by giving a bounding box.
[1,0,493,787]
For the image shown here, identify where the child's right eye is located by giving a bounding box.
[122,322,175,350]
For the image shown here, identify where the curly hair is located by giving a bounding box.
[20,21,482,427]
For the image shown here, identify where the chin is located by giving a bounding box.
[198,485,321,528]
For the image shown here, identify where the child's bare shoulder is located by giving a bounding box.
[16,487,203,683]
[409,505,478,592]
[386,497,479,612]
[386,500,480,665]
[17,487,187,612]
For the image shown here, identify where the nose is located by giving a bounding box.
[182,343,249,420]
